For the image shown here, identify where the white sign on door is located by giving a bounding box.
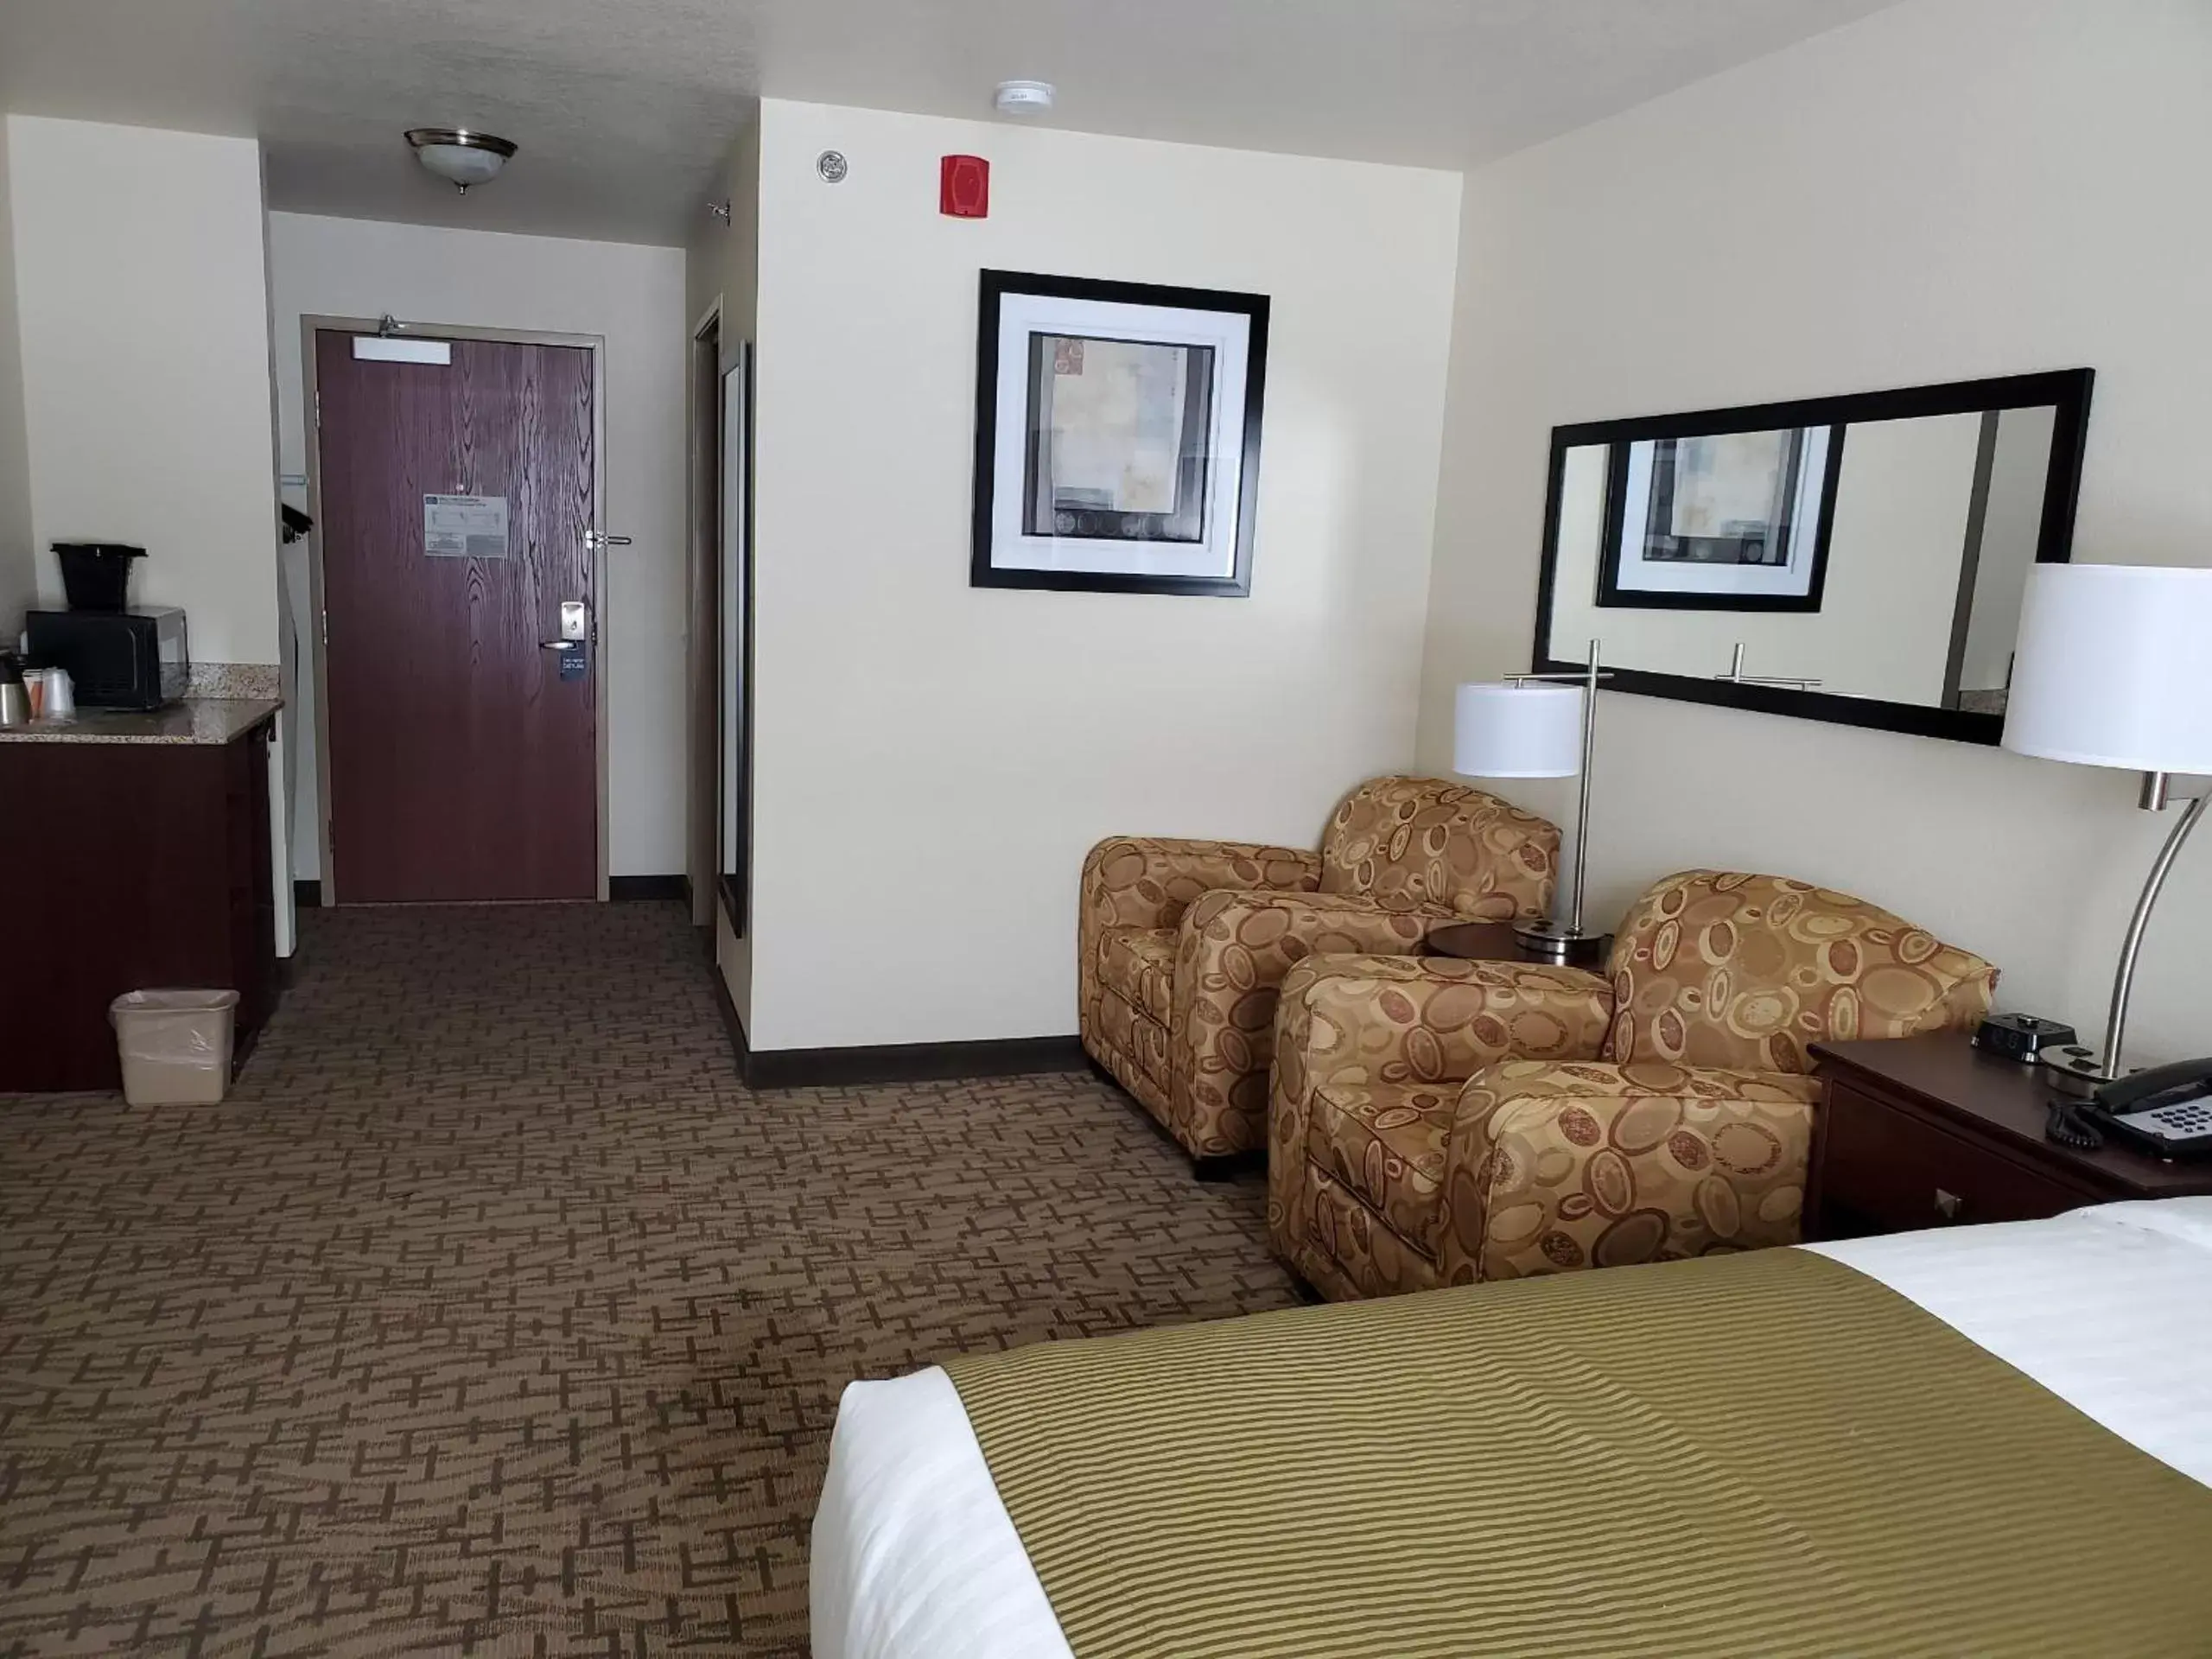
[423,493,510,559]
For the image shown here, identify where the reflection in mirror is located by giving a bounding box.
[1535,371,2091,742]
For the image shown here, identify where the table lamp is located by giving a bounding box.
[2002,563,2212,1089]
[1455,640,1611,966]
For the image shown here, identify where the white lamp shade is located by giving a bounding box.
[416,143,508,188]
[1454,683,1583,779]
[2003,563,2212,773]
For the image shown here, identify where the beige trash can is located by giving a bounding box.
[111,989,240,1105]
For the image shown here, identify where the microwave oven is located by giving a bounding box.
[25,607,191,709]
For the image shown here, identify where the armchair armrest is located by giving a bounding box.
[1168,890,1482,1158]
[1080,836,1322,936]
[1267,954,1611,1262]
[1437,1059,1820,1286]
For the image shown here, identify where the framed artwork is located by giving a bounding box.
[1597,423,1844,611]
[970,270,1268,595]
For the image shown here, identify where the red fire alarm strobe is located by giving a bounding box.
[941,155,989,219]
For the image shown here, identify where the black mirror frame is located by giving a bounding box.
[1530,367,2095,746]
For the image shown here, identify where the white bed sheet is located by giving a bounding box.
[810,1198,2212,1659]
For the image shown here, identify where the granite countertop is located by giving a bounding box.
[0,696,282,746]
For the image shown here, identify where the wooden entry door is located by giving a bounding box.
[315,331,599,902]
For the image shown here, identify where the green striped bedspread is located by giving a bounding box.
[942,1248,2212,1657]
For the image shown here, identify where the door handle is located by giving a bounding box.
[584,531,632,550]
[541,639,582,652]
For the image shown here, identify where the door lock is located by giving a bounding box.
[542,601,591,679]
[584,530,633,550]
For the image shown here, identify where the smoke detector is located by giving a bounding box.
[993,81,1055,118]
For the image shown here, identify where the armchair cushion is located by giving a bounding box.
[1439,1058,1821,1286]
[1316,776,1558,921]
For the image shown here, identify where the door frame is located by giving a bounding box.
[685,300,721,930]
[300,315,612,904]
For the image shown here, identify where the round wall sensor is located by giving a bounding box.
[994,80,1056,117]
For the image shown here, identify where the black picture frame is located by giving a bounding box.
[970,270,1269,597]
[1531,367,2094,747]
[1593,425,1847,613]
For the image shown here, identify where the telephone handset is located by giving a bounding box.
[2082,1058,2212,1160]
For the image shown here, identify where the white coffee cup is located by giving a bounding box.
[41,666,75,720]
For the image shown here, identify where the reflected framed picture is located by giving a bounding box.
[1597,424,1845,611]
[970,270,1268,595]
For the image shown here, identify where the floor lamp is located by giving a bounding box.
[2001,563,2212,1090]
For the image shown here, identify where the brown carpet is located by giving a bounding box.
[0,902,1299,1656]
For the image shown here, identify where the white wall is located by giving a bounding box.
[1419,0,2212,1064]
[265,213,689,878]
[8,116,281,664]
[744,99,1462,1052]
[0,119,34,632]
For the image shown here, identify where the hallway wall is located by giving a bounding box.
[266,213,689,879]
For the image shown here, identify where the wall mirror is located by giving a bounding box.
[1532,368,2094,743]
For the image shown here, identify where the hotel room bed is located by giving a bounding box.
[811,1199,2212,1659]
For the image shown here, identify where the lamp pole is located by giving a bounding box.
[1504,639,1608,964]
[1567,639,1599,938]
[2047,771,2209,1090]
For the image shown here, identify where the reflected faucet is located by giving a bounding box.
[1714,643,1821,690]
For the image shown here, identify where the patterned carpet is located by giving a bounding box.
[0,902,1299,1656]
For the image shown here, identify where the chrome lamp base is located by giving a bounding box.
[2040,1044,2125,1096]
[1513,919,1613,969]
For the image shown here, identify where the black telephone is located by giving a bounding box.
[2067,1058,2212,1160]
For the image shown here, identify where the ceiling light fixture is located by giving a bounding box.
[405,128,518,194]
[994,80,1055,117]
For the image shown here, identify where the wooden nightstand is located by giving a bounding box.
[1807,1034,2212,1240]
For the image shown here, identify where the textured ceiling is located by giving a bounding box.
[0,0,1896,245]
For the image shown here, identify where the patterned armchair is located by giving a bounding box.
[1268,870,1999,1300]
[1078,777,1559,1169]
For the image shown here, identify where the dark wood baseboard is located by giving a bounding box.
[690,944,1083,1089]
[744,1034,1088,1090]
[701,946,751,1072]
[609,874,690,902]
[298,875,690,906]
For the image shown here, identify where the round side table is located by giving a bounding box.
[1427,921,1612,969]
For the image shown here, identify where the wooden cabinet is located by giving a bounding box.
[1808,1035,2212,1240]
[0,717,278,1092]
